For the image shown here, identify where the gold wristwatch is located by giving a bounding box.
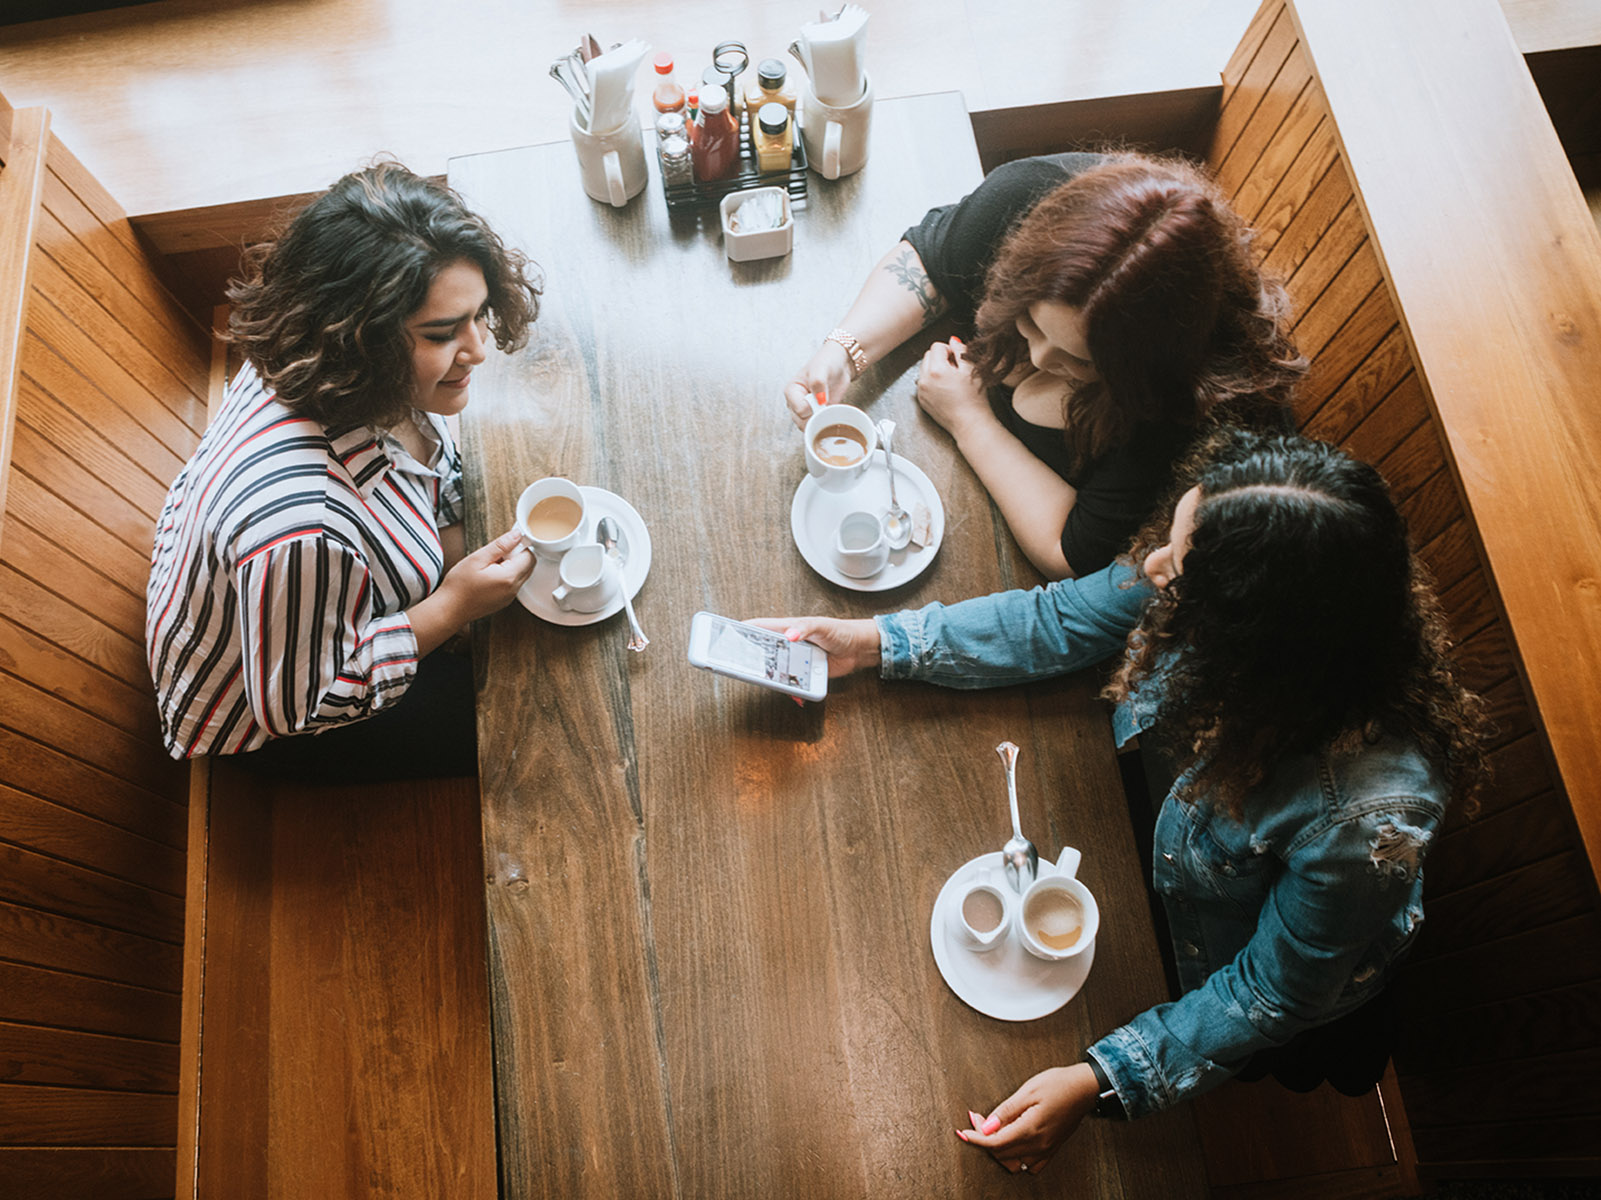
[824,328,868,380]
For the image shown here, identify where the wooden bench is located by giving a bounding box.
[1199,0,1601,1184]
[0,87,200,1197]
[0,102,495,1198]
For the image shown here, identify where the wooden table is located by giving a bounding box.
[449,92,1205,1200]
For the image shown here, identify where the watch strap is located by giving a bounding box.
[1086,1056,1126,1120]
[824,328,868,379]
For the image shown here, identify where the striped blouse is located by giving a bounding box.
[146,363,464,758]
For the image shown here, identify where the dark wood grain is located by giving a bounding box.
[0,1147,175,1200]
[0,962,180,1043]
[0,727,184,849]
[0,1020,178,1093]
[451,93,1205,1199]
[0,840,182,945]
[1403,912,1601,1011]
[0,787,181,899]
[0,898,179,992]
[0,1083,175,1146]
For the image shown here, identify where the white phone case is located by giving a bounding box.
[686,611,828,702]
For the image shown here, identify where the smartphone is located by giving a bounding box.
[686,611,828,702]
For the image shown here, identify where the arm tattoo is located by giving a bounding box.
[885,248,947,324]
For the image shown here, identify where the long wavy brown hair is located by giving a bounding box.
[228,161,542,429]
[965,154,1304,472]
[1106,430,1491,819]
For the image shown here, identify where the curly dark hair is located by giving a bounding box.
[227,161,542,429]
[1106,430,1491,819]
[965,154,1305,472]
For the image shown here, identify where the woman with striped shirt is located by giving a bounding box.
[146,163,542,780]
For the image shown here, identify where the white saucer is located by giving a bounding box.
[929,853,1095,1022]
[516,486,652,626]
[790,451,945,592]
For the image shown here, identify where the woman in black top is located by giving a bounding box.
[784,152,1304,578]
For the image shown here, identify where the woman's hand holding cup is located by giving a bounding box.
[410,528,535,655]
[784,338,855,429]
[746,617,880,677]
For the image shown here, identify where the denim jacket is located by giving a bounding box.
[876,564,1445,1118]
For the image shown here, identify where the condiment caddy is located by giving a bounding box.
[660,110,809,216]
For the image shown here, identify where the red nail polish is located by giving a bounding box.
[968,1110,984,1129]
[955,1129,970,1142]
[982,1116,1001,1135]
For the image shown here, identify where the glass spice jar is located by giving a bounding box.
[658,134,694,188]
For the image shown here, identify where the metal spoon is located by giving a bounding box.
[876,419,911,550]
[597,516,648,652]
[997,741,1038,893]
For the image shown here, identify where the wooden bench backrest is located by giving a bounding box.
[0,104,208,1195]
[1211,0,1601,1176]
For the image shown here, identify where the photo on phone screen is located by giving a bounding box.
[706,618,814,687]
[687,612,828,701]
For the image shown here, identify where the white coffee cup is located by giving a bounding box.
[1016,847,1099,963]
[950,870,1012,953]
[833,510,889,578]
[516,477,587,560]
[551,543,620,613]
[804,403,878,493]
[569,111,648,208]
[800,73,873,180]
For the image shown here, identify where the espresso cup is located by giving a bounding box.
[800,73,873,180]
[569,111,648,208]
[803,403,878,493]
[833,510,889,578]
[516,477,587,559]
[1016,847,1099,963]
[950,870,1012,953]
[551,543,620,613]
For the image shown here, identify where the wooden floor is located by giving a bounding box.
[0,0,1263,219]
[0,0,1590,224]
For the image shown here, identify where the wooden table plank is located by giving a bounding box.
[451,92,1204,1199]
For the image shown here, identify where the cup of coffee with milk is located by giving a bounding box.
[516,477,587,559]
[804,404,878,492]
[1016,847,1099,962]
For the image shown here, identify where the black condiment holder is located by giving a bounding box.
[662,111,808,216]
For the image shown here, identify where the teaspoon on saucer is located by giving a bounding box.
[997,741,1039,892]
[876,419,912,550]
[597,516,648,652]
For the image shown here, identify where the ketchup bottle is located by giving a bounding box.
[691,87,739,181]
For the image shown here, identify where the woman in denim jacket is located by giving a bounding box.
[760,432,1488,1175]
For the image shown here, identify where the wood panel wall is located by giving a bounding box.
[0,117,207,1199]
[1210,0,1601,1176]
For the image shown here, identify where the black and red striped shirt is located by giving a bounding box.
[146,364,463,757]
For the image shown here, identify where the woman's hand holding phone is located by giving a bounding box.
[746,617,881,677]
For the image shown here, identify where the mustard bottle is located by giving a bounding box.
[754,102,793,174]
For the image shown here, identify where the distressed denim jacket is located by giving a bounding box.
[876,563,1445,1119]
